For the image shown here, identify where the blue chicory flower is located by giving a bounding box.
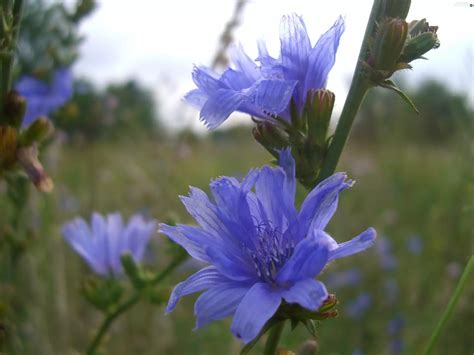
[160,149,376,343]
[15,68,73,127]
[185,14,344,129]
[62,212,157,277]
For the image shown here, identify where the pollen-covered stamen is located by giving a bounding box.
[242,220,295,284]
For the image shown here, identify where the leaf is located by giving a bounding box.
[381,80,419,113]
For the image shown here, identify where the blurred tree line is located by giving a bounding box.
[353,79,473,144]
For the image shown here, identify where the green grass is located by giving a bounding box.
[1,129,473,354]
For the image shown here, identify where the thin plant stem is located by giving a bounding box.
[422,255,473,355]
[86,256,185,355]
[263,321,285,355]
[317,0,383,183]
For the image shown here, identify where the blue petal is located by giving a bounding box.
[180,186,232,241]
[206,246,256,282]
[229,43,260,83]
[167,266,228,313]
[105,213,125,275]
[230,283,282,343]
[281,279,328,311]
[221,68,254,91]
[298,173,353,237]
[184,89,208,109]
[195,281,251,329]
[329,228,377,261]
[278,148,296,202]
[62,218,106,275]
[276,232,329,284]
[192,66,221,94]
[280,13,312,81]
[254,166,297,230]
[159,224,209,262]
[248,79,297,114]
[200,89,243,129]
[304,16,345,94]
[123,215,156,262]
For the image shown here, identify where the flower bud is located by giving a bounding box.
[0,126,18,169]
[16,145,54,192]
[400,26,439,63]
[20,117,54,145]
[381,0,411,20]
[3,91,26,127]
[372,18,408,70]
[253,121,289,158]
[81,277,123,312]
[305,89,335,145]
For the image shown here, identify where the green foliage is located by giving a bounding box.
[353,79,473,143]
[55,79,161,141]
[17,0,95,77]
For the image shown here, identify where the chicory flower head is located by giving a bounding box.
[161,149,376,343]
[62,212,157,277]
[185,14,344,129]
[15,68,73,127]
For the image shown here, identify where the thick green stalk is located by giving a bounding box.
[317,0,383,182]
[263,321,285,355]
[422,255,473,355]
[86,256,184,355]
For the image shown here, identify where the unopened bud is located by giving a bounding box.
[372,18,408,70]
[382,0,411,20]
[305,89,335,145]
[16,145,53,192]
[401,28,439,63]
[21,117,54,145]
[3,91,27,127]
[253,121,289,157]
[0,126,18,169]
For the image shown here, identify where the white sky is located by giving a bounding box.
[74,0,474,132]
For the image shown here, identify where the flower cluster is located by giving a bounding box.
[161,150,376,343]
[185,14,344,129]
[62,212,157,277]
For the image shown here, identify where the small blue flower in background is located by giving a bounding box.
[161,149,376,343]
[406,234,423,255]
[185,14,344,129]
[325,269,362,289]
[376,236,397,271]
[62,212,157,277]
[345,292,372,320]
[15,68,73,127]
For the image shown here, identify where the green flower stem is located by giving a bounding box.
[263,321,285,355]
[317,0,383,183]
[1,0,24,104]
[422,255,474,355]
[86,256,185,355]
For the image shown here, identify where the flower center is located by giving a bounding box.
[243,220,295,284]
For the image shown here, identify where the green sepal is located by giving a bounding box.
[121,253,147,290]
[302,320,317,339]
[81,277,123,313]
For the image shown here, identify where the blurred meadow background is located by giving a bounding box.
[1,0,473,354]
